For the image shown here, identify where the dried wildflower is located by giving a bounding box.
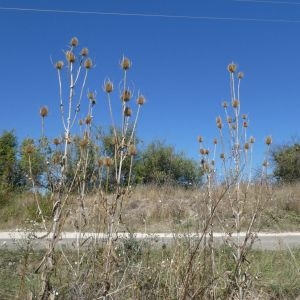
[216,116,222,124]
[52,152,62,164]
[70,37,79,47]
[249,136,255,144]
[232,99,240,108]
[244,143,250,150]
[124,107,132,117]
[227,63,237,73]
[55,61,64,70]
[222,101,228,108]
[121,57,131,70]
[205,149,209,155]
[200,148,206,155]
[217,122,223,129]
[227,116,233,124]
[243,121,248,128]
[198,136,203,143]
[104,79,113,93]
[242,114,247,120]
[213,138,218,145]
[79,138,88,149]
[128,144,137,156]
[220,153,225,159]
[84,58,93,69]
[40,106,48,118]
[85,115,92,125]
[121,90,131,102]
[87,92,95,100]
[238,72,244,79]
[53,138,60,146]
[66,51,75,63]
[265,136,272,146]
[103,157,113,167]
[80,47,88,56]
[137,95,145,105]
[79,119,84,126]
[23,144,35,155]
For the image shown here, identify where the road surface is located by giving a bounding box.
[1,231,300,250]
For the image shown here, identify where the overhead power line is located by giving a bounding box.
[1,6,300,23]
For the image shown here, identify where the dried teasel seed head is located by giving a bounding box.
[265,136,272,146]
[66,51,75,63]
[53,138,61,146]
[222,101,228,108]
[55,61,64,70]
[249,136,255,144]
[79,138,88,149]
[52,152,62,164]
[200,148,206,155]
[121,56,131,70]
[40,106,48,118]
[85,115,92,125]
[80,47,88,56]
[84,58,93,69]
[238,72,244,79]
[243,121,248,128]
[87,91,96,100]
[137,95,145,105]
[205,149,209,155]
[244,143,250,150]
[227,116,233,124]
[103,157,113,167]
[198,136,203,143]
[220,153,225,160]
[124,107,132,117]
[128,144,137,156]
[217,122,223,129]
[121,90,131,102]
[213,138,218,145]
[104,79,113,93]
[216,116,222,124]
[23,144,35,155]
[232,99,240,108]
[242,114,247,120]
[227,63,237,73]
[70,37,79,47]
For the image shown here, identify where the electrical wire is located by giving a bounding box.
[1,6,300,23]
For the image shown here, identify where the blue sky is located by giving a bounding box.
[0,0,299,168]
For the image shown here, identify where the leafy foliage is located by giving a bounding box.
[272,143,300,183]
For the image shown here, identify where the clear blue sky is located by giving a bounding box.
[0,0,299,168]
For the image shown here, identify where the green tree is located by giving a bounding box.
[135,140,200,185]
[0,131,18,202]
[272,143,300,183]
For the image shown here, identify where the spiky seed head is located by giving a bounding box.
[88,92,95,100]
[217,121,223,129]
[124,107,132,117]
[84,58,93,69]
[227,63,237,73]
[40,106,48,118]
[227,116,233,124]
[200,148,206,155]
[205,149,209,155]
[249,136,255,144]
[244,143,250,150]
[53,138,60,146]
[55,61,64,70]
[104,79,113,93]
[79,138,88,149]
[85,115,92,124]
[137,95,145,105]
[198,136,203,143]
[80,47,88,56]
[70,37,79,47]
[243,121,248,128]
[129,144,137,156]
[121,90,131,102]
[265,136,272,145]
[238,72,244,79]
[66,51,75,63]
[121,57,131,70]
[23,144,35,155]
[220,153,225,159]
[216,116,222,124]
[103,157,113,167]
[232,99,240,108]
[52,152,62,164]
[213,138,218,144]
[222,101,228,108]
[242,114,247,120]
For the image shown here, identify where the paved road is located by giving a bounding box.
[1,231,300,250]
